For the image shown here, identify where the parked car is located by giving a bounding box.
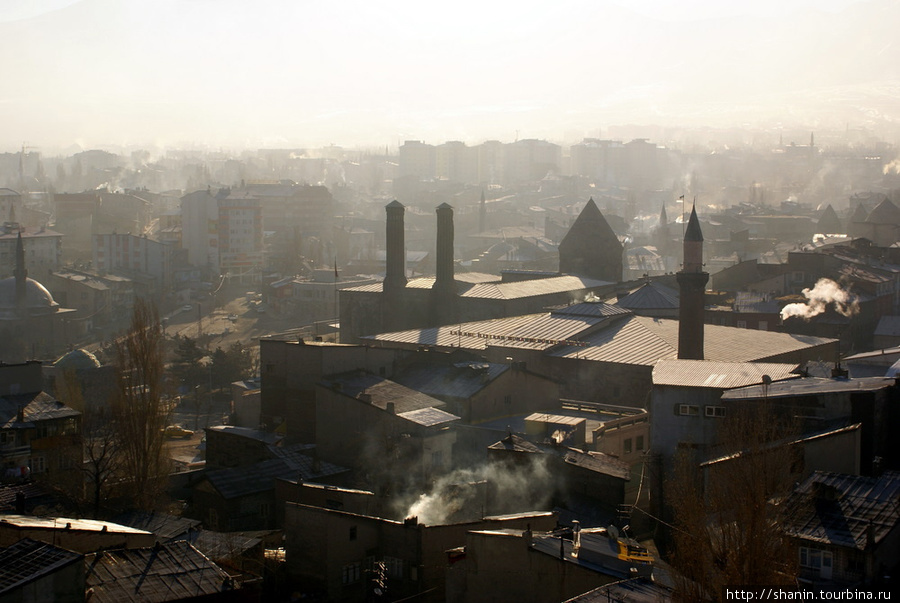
[164,425,194,439]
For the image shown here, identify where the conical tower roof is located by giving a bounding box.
[849,203,870,224]
[560,198,620,249]
[816,204,843,234]
[684,205,703,241]
[866,198,900,225]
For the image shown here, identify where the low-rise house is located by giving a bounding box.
[0,538,84,603]
[0,361,81,483]
[84,540,244,602]
[780,470,900,586]
[316,372,460,491]
[392,357,560,424]
[487,434,630,517]
[0,515,155,552]
[188,425,350,531]
[284,503,556,603]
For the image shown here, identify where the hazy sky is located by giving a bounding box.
[1,0,896,153]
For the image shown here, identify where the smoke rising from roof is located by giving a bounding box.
[780,278,858,321]
[397,458,554,526]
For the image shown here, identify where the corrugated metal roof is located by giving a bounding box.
[721,376,897,400]
[1,392,79,428]
[781,470,900,550]
[615,282,679,310]
[0,514,151,535]
[550,301,632,318]
[85,541,231,603]
[875,315,900,338]
[369,312,835,367]
[0,538,81,595]
[205,454,346,499]
[366,311,606,352]
[394,361,509,400]
[397,407,460,427]
[652,360,800,389]
[324,373,448,414]
[191,530,262,562]
[551,317,834,366]
[344,274,610,300]
[114,512,202,542]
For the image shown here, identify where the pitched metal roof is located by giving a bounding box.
[780,471,900,550]
[393,361,509,400]
[397,407,460,427]
[324,372,448,414]
[0,392,79,428]
[652,360,800,389]
[85,540,231,603]
[721,376,897,400]
[113,512,202,543]
[344,274,611,299]
[0,514,151,536]
[551,317,834,366]
[205,454,346,499]
[875,315,900,338]
[614,282,680,310]
[0,538,82,596]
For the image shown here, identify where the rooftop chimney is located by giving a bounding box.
[384,201,407,293]
[14,231,27,310]
[677,204,709,360]
[434,203,455,292]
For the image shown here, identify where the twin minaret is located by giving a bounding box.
[383,200,457,323]
[676,205,708,360]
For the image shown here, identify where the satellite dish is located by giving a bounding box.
[608,524,620,541]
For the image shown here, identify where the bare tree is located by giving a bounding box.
[667,401,798,601]
[110,298,170,511]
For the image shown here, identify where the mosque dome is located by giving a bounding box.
[0,276,59,314]
[54,348,102,371]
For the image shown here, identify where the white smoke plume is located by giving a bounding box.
[780,278,858,321]
[883,158,900,175]
[396,458,554,526]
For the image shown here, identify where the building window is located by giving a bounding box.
[349,526,357,541]
[636,435,644,451]
[503,395,511,405]
[341,562,361,584]
[624,438,633,454]
[799,547,831,570]
[384,556,404,579]
[705,406,726,418]
[736,320,747,329]
[792,271,804,283]
[758,321,768,331]
[431,450,444,470]
[29,456,45,474]
[677,404,699,416]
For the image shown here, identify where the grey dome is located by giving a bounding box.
[0,276,58,312]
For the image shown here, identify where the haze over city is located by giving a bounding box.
[2,0,898,153]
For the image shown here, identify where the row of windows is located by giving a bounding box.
[622,435,645,455]
[676,404,726,418]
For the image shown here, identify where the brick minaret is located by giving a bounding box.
[677,205,708,359]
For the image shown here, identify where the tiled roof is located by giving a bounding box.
[652,360,800,389]
[0,538,82,595]
[85,541,230,602]
[781,471,900,550]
